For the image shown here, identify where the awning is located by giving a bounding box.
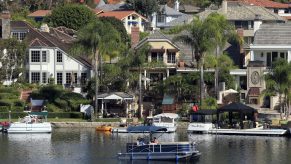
[190,109,217,115]
[127,125,167,132]
[167,49,179,53]
[218,102,257,113]
[150,49,165,52]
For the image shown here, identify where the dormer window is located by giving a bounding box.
[12,32,26,41]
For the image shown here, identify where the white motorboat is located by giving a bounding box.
[147,113,179,132]
[7,112,52,133]
[187,109,217,133]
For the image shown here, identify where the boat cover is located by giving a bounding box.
[127,126,167,132]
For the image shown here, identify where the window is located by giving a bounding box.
[272,52,278,62]
[234,21,248,29]
[31,72,40,83]
[81,73,87,85]
[266,52,271,67]
[167,52,176,63]
[284,9,289,14]
[42,72,47,84]
[57,73,63,85]
[57,51,63,62]
[31,51,40,62]
[274,9,278,13]
[12,32,26,41]
[280,52,286,59]
[157,15,165,23]
[66,73,71,84]
[42,51,47,62]
[151,52,163,62]
[73,73,78,84]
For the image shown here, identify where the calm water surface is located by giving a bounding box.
[0,128,291,164]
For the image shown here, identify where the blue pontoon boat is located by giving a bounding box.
[117,126,201,161]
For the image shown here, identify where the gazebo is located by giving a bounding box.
[217,102,258,129]
[97,92,134,118]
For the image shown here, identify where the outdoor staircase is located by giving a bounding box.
[20,90,32,102]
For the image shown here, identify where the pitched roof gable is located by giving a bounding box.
[253,23,291,45]
[29,38,49,47]
[11,21,91,68]
[98,10,147,21]
[198,1,285,21]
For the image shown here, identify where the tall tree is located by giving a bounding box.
[45,4,95,30]
[126,0,159,18]
[204,12,235,99]
[264,58,290,119]
[173,17,213,107]
[72,19,122,119]
[0,38,27,85]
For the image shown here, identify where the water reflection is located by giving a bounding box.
[0,129,291,164]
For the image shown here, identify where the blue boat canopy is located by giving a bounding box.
[127,126,167,132]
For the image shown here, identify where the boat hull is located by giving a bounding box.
[7,122,52,133]
[118,142,200,161]
[118,151,200,160]
[187,123,214,133]
[208,128,287,136]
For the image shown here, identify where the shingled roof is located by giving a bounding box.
[253,23,291,45]
[6,21,91,68]
[198,1,285,22]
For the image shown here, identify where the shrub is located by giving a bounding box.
[61,92,85,101]
[0,106,9,112]
[54,98,69,111]
[0,93,19,99]
[47,112,83,118]
[0,112,27,119]
[0,100,12,106]
[46,104,62,112]
[14,100,25,107]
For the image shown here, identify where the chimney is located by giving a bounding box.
[175,0,180,12]
[254,14,262,33]
[222,0,227,15]
[131,27,140,48]
[40,24,50,33]
[1,11,11,39]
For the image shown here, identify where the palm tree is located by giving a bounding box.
[264,58,290,119]
[173,17,214,107]
[204,13,236,98]
[72,20,122,119]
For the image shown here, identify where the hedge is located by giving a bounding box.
[0,93,19,99]
[0,112,83,119]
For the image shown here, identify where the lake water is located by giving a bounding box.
[1,128,291,164]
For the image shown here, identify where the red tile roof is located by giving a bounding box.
[98,10,147,21]
[239,0,289,8]
[28,10,51,17]
[95,0,123,4]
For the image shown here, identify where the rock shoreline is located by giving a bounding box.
[51,122,189,129]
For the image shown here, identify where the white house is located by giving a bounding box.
[97,10,147,34]
[151,1,193,29]
[0,12,92,86]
